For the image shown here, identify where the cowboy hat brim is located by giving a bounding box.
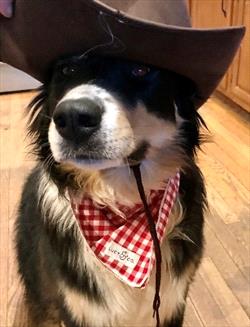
[0,0,245,108]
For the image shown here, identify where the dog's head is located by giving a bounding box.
[29,55,204,196]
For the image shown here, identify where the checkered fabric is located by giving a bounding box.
[70,172,180,288]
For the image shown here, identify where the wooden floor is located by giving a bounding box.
[0,91,249,327]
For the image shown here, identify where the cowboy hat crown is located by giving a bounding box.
[0,0,245,108]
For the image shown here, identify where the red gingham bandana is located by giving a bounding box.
[70,172,180,288]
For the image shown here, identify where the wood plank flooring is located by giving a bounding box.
[0,91,249,327]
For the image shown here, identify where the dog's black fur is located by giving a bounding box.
[16,55,206,327]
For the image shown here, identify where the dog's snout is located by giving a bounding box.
[53,98,103,141]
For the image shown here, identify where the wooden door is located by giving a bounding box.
[190,0,233,92]
[229,0,250,111]
[190,0,233,28]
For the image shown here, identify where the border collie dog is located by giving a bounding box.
[16,55,206,327]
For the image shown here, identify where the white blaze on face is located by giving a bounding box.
[130,104,177,148]
[48,120,64,162]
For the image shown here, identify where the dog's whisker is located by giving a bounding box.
[124,158,133,176]
[43,154,55,174]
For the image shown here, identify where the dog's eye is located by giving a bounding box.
[132,66,150,77]
[61,65,77,76]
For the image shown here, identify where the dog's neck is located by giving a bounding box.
[103,161,179,204]
[63,159,180,209]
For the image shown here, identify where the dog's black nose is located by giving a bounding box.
[53,98,103,141]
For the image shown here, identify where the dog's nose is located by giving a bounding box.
[53,98,103,141]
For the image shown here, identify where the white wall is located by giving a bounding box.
[0,63,41,93]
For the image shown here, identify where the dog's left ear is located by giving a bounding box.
[174,76,198,120]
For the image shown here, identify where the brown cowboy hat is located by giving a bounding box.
[0,0,245,108]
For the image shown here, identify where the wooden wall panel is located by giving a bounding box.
[229,0,250,111]
[189,0,250,111]
[190,0,233,93]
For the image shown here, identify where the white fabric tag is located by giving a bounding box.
[104,240,140,269]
